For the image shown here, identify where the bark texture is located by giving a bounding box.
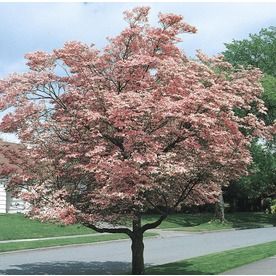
[131,233,145,274]
[214,192,225,222]
[131,214,145,274]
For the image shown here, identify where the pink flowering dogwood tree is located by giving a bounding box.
[0,7,273,274]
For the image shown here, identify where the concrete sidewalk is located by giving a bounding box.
[223,256,276,275]
[0,233,111,244]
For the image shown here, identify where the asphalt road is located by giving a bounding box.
[1,227,276,275]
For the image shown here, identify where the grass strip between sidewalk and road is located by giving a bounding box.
[0,232,156,253]
[146,240,276,275]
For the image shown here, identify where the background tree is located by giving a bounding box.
[225,141,276,211]
[0,7,272,274]
[223,26,276,212]
[261,75,276,125]
[223,27,276,77]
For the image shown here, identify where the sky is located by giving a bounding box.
[0,1,276,143]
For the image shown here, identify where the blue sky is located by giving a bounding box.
[0,2,276,142]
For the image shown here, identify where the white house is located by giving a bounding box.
[0,179,26,213]
[0,140,26,214]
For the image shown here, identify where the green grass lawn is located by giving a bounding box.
[0,214,96,240]
[146,240,276,275]
[142,212,276,232]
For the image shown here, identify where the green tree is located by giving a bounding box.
[223,27,276,124]
[233,141,275,198]
[222,27,276,212]
[223,27,276,77]
[261,74,276,125]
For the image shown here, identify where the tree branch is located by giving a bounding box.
[163,136,185,152]
[146,118,170,134]
[82,222,133,237]
[141,214,167,233]
[101,133,129,159]
[173,172,207,209]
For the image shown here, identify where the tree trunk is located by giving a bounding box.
[131,214,144,275]
[214,191,225,222]
[131,232,144,274]
[84,212,167,275]
[232,198,237,212]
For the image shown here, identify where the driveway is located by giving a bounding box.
[1,227,276,274]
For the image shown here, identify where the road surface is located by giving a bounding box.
[1,227,276,274]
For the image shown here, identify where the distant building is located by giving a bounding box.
[0,179,26,213]
[0,140,26,214]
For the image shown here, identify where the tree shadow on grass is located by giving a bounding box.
[143,213,212,228]
[164,212,276,230]
[165,214,212,227]
[226,212,276,229]
[0,261,131,275]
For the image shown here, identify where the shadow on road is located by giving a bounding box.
[0,261,131,275]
